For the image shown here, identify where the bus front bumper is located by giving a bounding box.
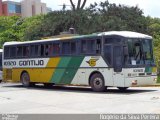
[125,76,157,87]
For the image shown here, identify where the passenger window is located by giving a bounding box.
[10,47,16,58]
[48,44,53,56]
[4,47,10,58]
[30,45,39,57]
[62,42,70,55]
[35,45,39,56]
[53,43,60,55]
[71,42,76,54]
[17,46,23,57]
[45,44,49,56]
[40,45,44,56]
[23,46,29,57]
[31,45,35,57]
[81,40,97,54]
[87,40,95,54]
[81,40,87,54]
[96,39,101,54]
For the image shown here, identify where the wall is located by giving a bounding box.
[21,0,47,18]
[2,3,8,16]
[0,0,2,15]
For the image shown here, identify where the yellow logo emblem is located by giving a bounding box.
[86,59,98,67]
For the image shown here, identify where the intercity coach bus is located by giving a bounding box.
[3,31,157,91]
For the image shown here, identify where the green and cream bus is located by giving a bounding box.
[3,31,157,91]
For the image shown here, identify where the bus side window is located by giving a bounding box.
[17,46,23,57]
[81,39,97,55]
[40,45,44,57]
[45,44,49,56]
[23,46,29,57]
[81,40,87,54]
[48,44,53,56]
[31,45,35,57]
[71,42,76,54]
[53,43,60,56]
[10,47,16,58]
[45,44,53,57]
[35,45,39,57]
[62,42,70,55]
[96,39,101,54]
[4,47,10,59]
[87,40,96,54]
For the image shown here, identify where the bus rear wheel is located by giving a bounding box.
[118,87,128,91]
[90,73,106,92]
[21,72,32,87]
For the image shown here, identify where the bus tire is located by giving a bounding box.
[118,87,128,91]
[21,72,31,87]
[90,73,106,92]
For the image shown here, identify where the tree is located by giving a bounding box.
[70,0,87,11]
[0,16,23,48]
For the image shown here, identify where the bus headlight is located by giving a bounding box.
[153,78,157,81]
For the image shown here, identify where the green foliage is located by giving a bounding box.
[145,17,160,69]
[0,1,149,44]
[0,16,21,47]
[21,15,45,40]
[0,15,44,47]
[157,76,160,83]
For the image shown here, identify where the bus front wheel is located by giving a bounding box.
[21,72,32,87]
[90,73,106,92]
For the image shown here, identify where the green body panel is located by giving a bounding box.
[50,57,71,84]
[60,56,84,84]
[50,56,84,84]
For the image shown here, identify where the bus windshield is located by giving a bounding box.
[126,39,154,65]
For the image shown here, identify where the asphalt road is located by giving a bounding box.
[0,83,160,114]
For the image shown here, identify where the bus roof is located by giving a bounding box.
[4,31,152,46]
[98,31,152,39]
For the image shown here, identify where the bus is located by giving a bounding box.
[0,49,2,83]
[2,31,157,91]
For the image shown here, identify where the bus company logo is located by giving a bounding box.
[86,59,98,67]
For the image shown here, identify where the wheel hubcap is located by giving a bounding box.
[93,78,103,89]
[22,73,29,86]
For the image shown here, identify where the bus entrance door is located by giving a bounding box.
[112,45,125,87]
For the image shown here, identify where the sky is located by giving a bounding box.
[7,0,160,18]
